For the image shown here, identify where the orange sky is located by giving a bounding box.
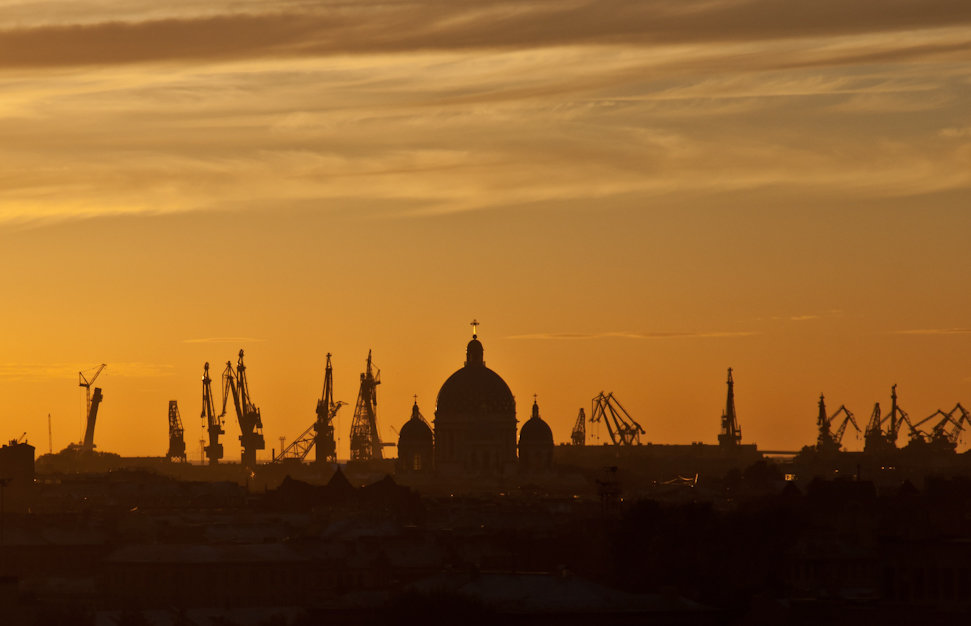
[0,1,970,460]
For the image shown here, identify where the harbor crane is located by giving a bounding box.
[221,350,265,469]
[78,363,106,451]
[201,362,224,465]
[815,394,860,453]
[350,350,392,461]
[590,392,644,446]
[571,408,586,446]
[864,385,917,453]
[166,400,187,462]
[314,353,344,465]
[910,403,970,451]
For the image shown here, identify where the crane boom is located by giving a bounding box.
[571,408,586,446]
[590,392,644,446]
[831,405,860,446]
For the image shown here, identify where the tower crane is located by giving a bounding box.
[166,400,187,462]
[222,350,265,469]
[571,408,586,446]
[718,368,742,447]
[78,363,106,451]
[590,392,644,446]
[201,362,224,465]
[350,350,387,461]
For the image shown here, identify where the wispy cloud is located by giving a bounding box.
[0,1,968,225]
[0,362,174,381]
[891,328,971,335]
[507,330,758,340]
[771,314,821,322]
[181,337,267,344]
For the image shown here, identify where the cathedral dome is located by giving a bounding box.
[435,337,515,419]
[434,326,518,473]
[519,400,554,447]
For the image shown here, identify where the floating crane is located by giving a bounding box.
[201,362,224,465]
[571,408,586,446]
[590,392,644,446]
[718,367,742,447]
[166,400,187,463]
[78,363,106,451]
[221,350,265,469]
[815,394,860,453]
[350,350,389,461]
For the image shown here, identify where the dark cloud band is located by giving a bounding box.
[1,0,969,69]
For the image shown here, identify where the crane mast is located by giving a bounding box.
[349,350,383,461]
[718,367,742,447]
[224,350,265,469]
[166,400,187,463]
[201,362,223,465]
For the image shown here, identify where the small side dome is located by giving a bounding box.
[518,399,554,472]
[519,400,553,447]
[398,401,434,474]
[399,402,433,445]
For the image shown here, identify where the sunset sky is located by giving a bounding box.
[1,1,970,460]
